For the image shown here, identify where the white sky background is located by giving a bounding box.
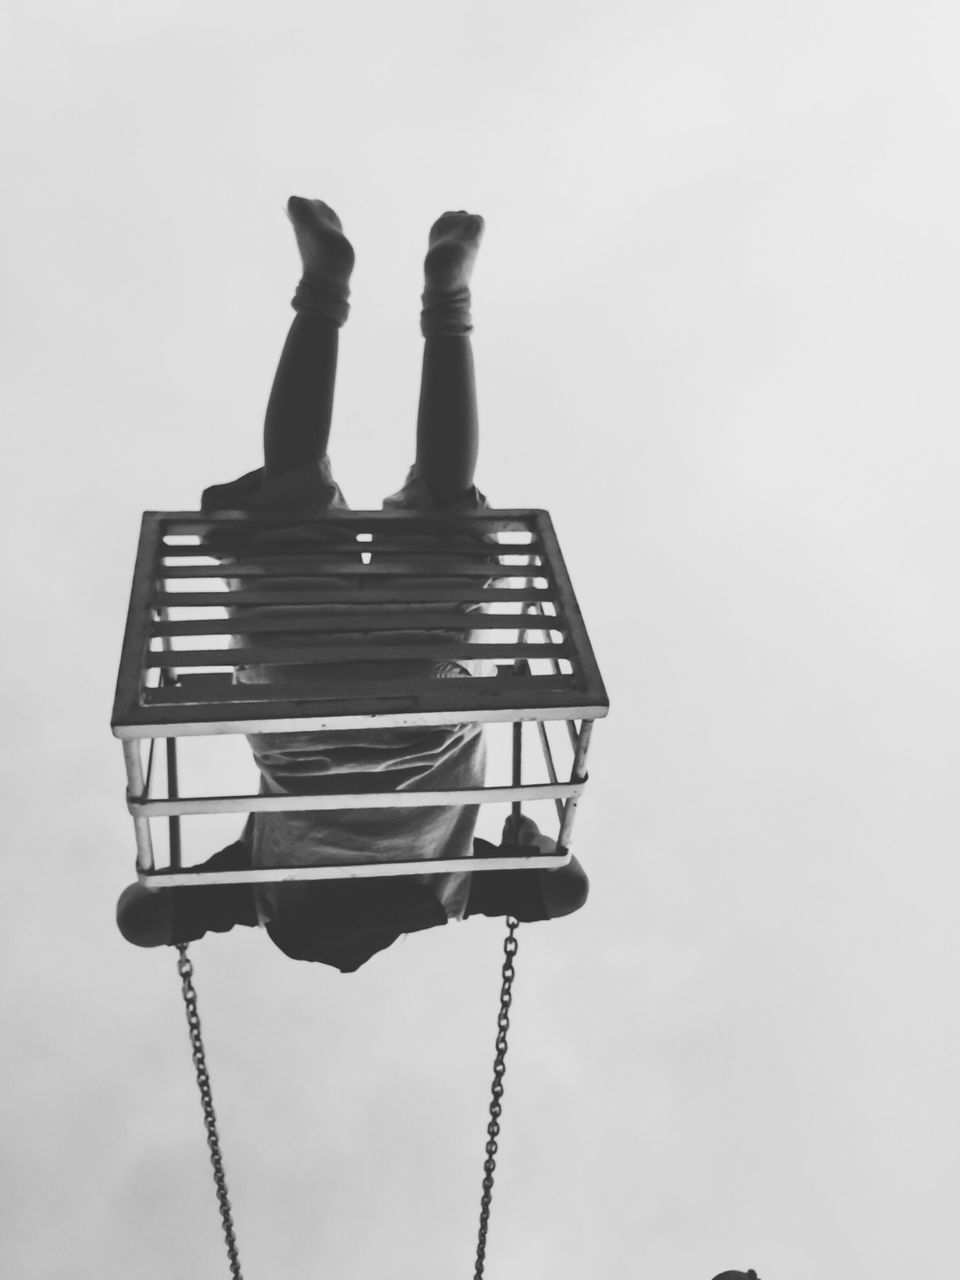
[2,2,958,1277]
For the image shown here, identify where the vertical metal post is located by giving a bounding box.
[524,602,578,751]
[166,736,182,870]
[123,738,155,873]
[510,720,523,838]
[509,609,529,843]
[159,619,182,870]
[535,721,565,823]
[556,719,594,853]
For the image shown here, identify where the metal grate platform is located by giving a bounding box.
[112,509,608,885]
[112,509,608,735]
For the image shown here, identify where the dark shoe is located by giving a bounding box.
[466,840,589,922]
[116,882,177,947]
[116,839,257,948]
[539,855,589,919]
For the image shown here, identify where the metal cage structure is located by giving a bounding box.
[112,508,608,888]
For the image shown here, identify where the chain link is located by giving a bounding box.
[176,944,245,1280]
[473,917,520,1280]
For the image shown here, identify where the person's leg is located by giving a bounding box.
[262,197,355,481]
[415,212,485,506]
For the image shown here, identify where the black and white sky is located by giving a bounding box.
[2,3,958,1278]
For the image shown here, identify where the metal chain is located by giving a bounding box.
[176,944,245,1280]
[174,924,520,1280]
[474,917,520,1280]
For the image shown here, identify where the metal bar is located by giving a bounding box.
[122,738,155,873]
[522,602,579,751]
[512,636,564,823]
[511,721,523,836]
[535,721,565,823]
[113,700,608,739]
[143,735,157,798]
[506,612,540,839]
[160,509,543,537]
[160,560,535,579]
[153,585,554,608]
[140,849,571,888]
[556,720,595,852]
[161,544,542,563]
[139,673,575,707]
[143,642,569,668]
[153,612,564,638]
[157,629,182,871]
[166,737,181,870]
[131,780,585,818]
[524,603,579,752]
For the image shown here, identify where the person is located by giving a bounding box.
[116,198,588,972]
[711,1270,760,1279]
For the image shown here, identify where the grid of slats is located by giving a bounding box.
[112,509,608,735]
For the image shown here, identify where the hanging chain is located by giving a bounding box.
[176,944,245,1280]
[174,923,521,1280]
[474,917,520,1280]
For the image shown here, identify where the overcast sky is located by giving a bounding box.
[3,3,958,1278]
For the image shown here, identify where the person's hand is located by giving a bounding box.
[501,814,556,853]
